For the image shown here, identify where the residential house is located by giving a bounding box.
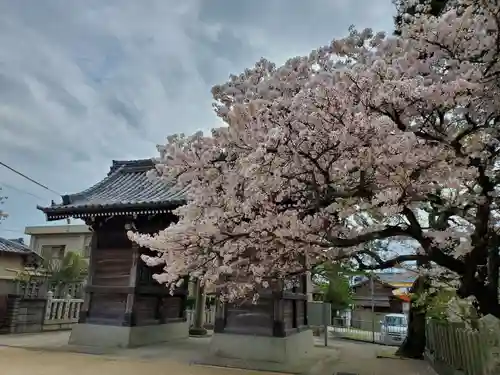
[350,271,416,331]
[0,237,42,294]
[25,224,92,261]
[311,284,325,301]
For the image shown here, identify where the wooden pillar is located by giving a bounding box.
[123,241,139,326]
[214,276,309,337]
[214,292,225,333]
[78,225,96,324]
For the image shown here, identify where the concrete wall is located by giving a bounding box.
[0,279,16,295]
[0,294,84,334]
[352,280,394,308]
[1,296,46,334]
[25,225,92,258]
[210,329,314,363]
[69,321,189,347]
[0,253,24,280]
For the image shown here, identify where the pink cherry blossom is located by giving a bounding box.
[129,0,500,314]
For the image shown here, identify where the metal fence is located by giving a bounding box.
[308,301,408,347]
[330,317,407,346]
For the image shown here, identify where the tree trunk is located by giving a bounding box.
[395,301,426,358]
[396,276,428,359]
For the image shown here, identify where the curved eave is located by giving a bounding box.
[37,200,186,221]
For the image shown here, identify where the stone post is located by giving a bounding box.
[189,278,207,336]
[6,295,21,334]
[45,291,53,321]
[306,271,313,302]
[305,251,313,302]
[63,294,72,320]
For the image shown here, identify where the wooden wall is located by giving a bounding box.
[82,213,187,327]
[352,280,396,308]
[215,275,309,337]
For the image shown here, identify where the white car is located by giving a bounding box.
[380,313,408,345]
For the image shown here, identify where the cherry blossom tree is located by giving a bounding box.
[393,0,451,35]
[129,0,500,323]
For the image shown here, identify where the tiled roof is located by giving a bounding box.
[378,271,416,285]
[0,237,34,255]
[37,159,187,219]
[352,271,417,287]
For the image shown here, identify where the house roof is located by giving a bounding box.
[377,271,416,285]
[0,237,37,256]
[353,271,417,288]
[37,159,188,220]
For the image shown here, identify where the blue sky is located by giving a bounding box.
[0,0,396,240]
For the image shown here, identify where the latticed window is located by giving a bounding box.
[137,261,154,285]
[41,245,66,260]
[18,280,41,298]
[82,235,92,258]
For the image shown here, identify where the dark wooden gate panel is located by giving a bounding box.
[0,295,8,331]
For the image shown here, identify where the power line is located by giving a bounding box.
[0,228,26,235]
[0,181,47,201]
[0,161,60,196]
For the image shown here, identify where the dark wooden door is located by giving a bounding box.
[0,295,9,332]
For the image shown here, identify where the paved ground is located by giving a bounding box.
[325,340,436,375]
[0,331,436,375]
[0,347,283,375]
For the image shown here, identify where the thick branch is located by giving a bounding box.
[222,225,412,250]
[358,254,428,271]
[323,226,411,248]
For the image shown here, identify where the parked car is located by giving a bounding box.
[380,313,408,345]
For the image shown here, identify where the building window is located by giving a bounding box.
[374,306,390,313]
[41,245,66,260]
[82,236,92,258]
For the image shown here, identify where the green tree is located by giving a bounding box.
[313,262,353,316]
[15,251,88,298]
[46,251,88,285]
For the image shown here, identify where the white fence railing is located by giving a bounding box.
[44,291,84,327]
[187,307,216,327]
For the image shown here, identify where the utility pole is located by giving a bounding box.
[322,301,328,347]
[370,272,375,343]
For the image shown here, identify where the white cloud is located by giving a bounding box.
[0,0,395,238]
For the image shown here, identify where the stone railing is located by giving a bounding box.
[13,280,85,299]
[43,291,84,331]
